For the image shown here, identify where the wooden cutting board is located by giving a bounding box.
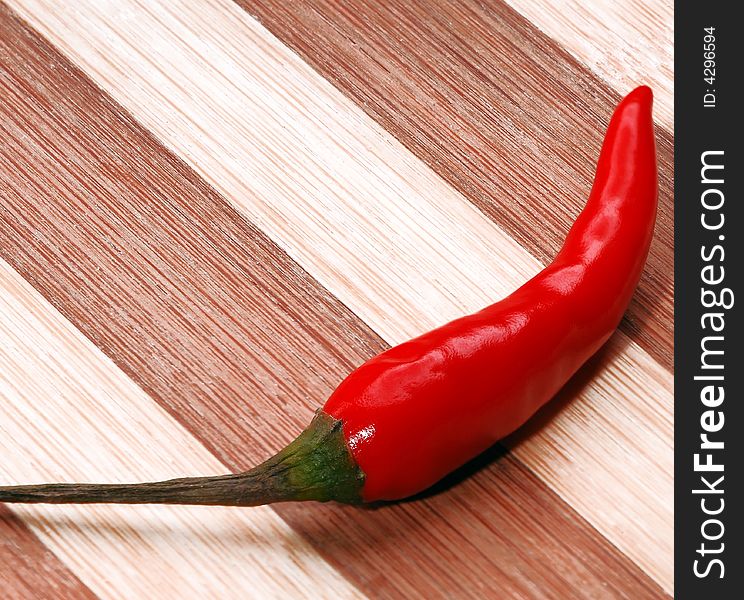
[0,1,672,598]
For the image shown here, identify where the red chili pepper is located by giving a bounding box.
[0,86,657,507]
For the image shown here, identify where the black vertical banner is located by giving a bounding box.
[676,2,742,597]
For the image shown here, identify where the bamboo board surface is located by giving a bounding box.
[0,1,672,598]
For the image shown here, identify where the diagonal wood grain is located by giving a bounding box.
[241,0,674,373]
[504,0,673,130]
[0,506,97,600]
[0,7,667,599]
[4,0,673,590]
[0,257,363,600]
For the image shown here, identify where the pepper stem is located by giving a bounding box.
[0,411,364,506]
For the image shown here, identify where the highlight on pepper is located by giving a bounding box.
[0,86,658,508]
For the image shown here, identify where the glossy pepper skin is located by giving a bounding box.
[323,85,658,501]
[0,87,657,509]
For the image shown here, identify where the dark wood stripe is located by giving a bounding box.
[0,507,97,600]
[0,6,666,598]
[242,0,674,372]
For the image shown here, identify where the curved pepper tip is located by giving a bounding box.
[626,85,654,107]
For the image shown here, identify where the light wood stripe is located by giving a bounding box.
[6,0,672,590]
[0,258,363,599]
[505,0,673,130]
[0,506,97,600]
[241,0,674,373]
[0,7,666,598]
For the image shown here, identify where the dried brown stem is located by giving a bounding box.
[0,412,364,506]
